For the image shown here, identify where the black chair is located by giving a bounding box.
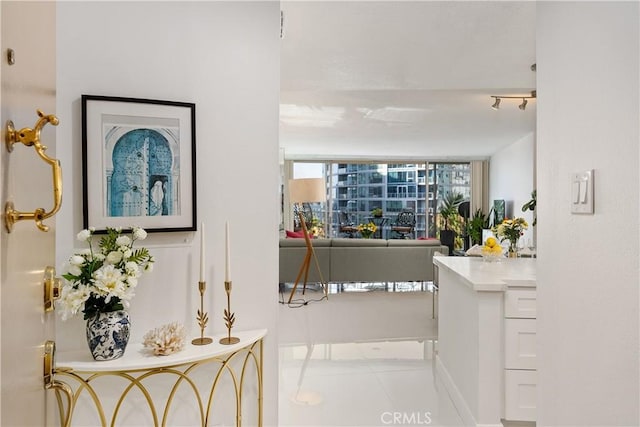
[338,211,358,237]
[390,210,416,239]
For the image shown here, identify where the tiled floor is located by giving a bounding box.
[278,285,463,427]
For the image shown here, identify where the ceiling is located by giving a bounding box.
[279,1,537,161]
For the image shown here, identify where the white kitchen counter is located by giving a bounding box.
[434,256,536,291]
[434,255,537,427]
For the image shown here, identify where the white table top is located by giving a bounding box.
[57,328,267,372]
[434,256,536,292]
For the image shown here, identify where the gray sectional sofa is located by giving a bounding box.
[279,238,449,284]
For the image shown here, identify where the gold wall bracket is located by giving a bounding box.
[44,341,73,427]
[4,110,62,233]
[44,266,61,313]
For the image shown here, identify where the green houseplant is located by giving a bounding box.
[371,207,383,218]
[466,209,488,246]
[437,192,464,253]
[521,189,537,226]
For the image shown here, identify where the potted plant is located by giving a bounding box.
[437,192,464,254]
[466,208,488,246]
[521,189,537,226]
[357,222,378,238]
[371,207,383,218]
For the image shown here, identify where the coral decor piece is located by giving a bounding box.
[143,322,187,356]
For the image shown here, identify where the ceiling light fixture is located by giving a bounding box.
[518,98,528,110]
[490,90,536,110]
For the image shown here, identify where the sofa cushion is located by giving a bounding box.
[285,230,305,238]
[387,239,442,247]
[331,238,388,247]
[280,238,332,247]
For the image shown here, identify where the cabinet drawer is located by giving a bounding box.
[505,369,537,421]
[505,289,536,318]
[505,318,536,369]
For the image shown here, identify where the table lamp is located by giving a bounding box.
[287,178,328,304]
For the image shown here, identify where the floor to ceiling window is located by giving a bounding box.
[426,163,471,238]
[282,161,471,241]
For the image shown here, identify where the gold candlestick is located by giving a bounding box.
[192,281,213,345]
[219,280,239,345]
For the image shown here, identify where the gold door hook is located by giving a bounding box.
[4,110,62,233]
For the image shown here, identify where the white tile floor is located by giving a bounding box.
[278,285,464,427]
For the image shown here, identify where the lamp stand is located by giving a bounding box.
[287,210,328,304]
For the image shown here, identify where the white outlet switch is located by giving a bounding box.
[571,170,594,214]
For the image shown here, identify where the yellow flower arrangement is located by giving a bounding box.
[309,218,325,237]
[492,217,528,253]
[357,222,378,238]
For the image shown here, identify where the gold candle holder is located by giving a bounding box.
[220,280,239,345]
[192,281,213,345]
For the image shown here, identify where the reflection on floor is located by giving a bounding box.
[278,286,463,427]
[280,281,432,296]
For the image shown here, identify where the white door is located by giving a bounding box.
[1,1,58,425]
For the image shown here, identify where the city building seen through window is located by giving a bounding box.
[287,162,471,240]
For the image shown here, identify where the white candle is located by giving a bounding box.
[200,222,205,282]
[225,221,231,282]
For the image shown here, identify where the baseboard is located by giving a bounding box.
[435,356,502,427]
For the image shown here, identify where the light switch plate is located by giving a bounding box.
[571,170,594,214]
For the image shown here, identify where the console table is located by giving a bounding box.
[54,329,266,427]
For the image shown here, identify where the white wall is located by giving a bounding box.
[537,3,639,426]
[489,132,536,244]
[56,2,280,425]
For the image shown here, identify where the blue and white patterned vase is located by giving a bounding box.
[86,310,130,361]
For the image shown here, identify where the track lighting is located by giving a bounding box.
[518,98,528,110]
[490,90,536,110]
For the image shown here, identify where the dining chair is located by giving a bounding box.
[390,210,416,239]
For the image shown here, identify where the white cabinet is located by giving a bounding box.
[505,289,536,318]
[504,289,537,422]
[434,257,536,427]
[505,370,537,421]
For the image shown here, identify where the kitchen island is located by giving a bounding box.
[433,256,536,427]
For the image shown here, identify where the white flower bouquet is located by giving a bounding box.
[59,227,154,320]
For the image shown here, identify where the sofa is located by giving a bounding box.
[279,238,449,284]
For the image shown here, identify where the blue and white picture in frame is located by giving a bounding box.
[106,126,178,217]
[82,95,196,233]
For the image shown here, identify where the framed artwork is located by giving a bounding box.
[493,199,505,224]
[82,95,196,233]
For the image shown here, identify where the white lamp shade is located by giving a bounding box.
[289,178,326,204]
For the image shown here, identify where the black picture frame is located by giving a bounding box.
[81,95,196,233]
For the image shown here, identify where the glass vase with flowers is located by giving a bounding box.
[492,218,528,258]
